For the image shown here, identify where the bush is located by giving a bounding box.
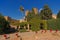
[41,20,47,30]
[29,18,48,31]
[0,13,13,34]
[19,22,29,32]
[47,19,60,30]
[29,17,40,31]
[20,29,27,32]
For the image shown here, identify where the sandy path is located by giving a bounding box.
[0,30,60,40]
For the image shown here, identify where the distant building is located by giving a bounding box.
[4,16,11,21]
[4,16,27,23]
[4,16,18,22]
[25,10,30,16]
[19,17,27,23]
[52,14,57,19]
[19,19,25,23]
[25,8,38,16]
[32,8,38,14]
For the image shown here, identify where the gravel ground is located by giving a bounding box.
[0,30,60,40]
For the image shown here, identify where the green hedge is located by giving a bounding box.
[0,24,4,34]
[47,19,60,30]
[29,17,48,31]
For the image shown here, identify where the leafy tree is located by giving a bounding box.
[20,6,24,12]
[29,17,48,31]
[29,17,40,31]
[47,19,60,30]
[19,22,28,32]
[40,4,52,20]
[26,8,39,22]
[57,11,60,18]
[20,22,28,29]
[0,13,10,34]
[26,11,35,22]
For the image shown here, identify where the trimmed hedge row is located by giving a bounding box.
[47,19,60,30]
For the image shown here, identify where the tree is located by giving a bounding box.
[29,17,47,31]
[29,17,40,31]
[57,11,60,18]
[47,19,60,30]
[20,6,24,12]
[26,11,35,22]
[26,8,39,22]
[40,4,52,20]
[0,13,10,34]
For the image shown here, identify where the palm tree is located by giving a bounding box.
[20,6,24,12]
[20,5,25,19]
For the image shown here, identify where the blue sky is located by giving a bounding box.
[0,0,60,20]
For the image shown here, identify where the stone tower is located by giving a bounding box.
[32,8,38,14]
[25,10,30,16]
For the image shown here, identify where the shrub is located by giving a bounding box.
[47,19,60,30]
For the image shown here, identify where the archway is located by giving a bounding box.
[40,23,44,29]
[25,24,28,29]
[29,24,31,30]
[20,25,24,29]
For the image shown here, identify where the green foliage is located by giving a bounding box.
[47,19,60,30]
[19,5,60,31]
[19,22,29,32]
[26,11,35,22]
[26,8,40,22]
[29,17,48,31]
[57,11,60,18]
[20,6,24,12]
[20,29,27,32]
[0,14,9,28]
[20,22,28,26]
[40,4,52,20]
[29,17,40,31]
[10,21,20,26]
[20,22,28,30]
[41,20,47,30]
[0,13,10,34]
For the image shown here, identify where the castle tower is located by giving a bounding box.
[4,16,11,21]
[25,10,30,16]
[32,8,38,14]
